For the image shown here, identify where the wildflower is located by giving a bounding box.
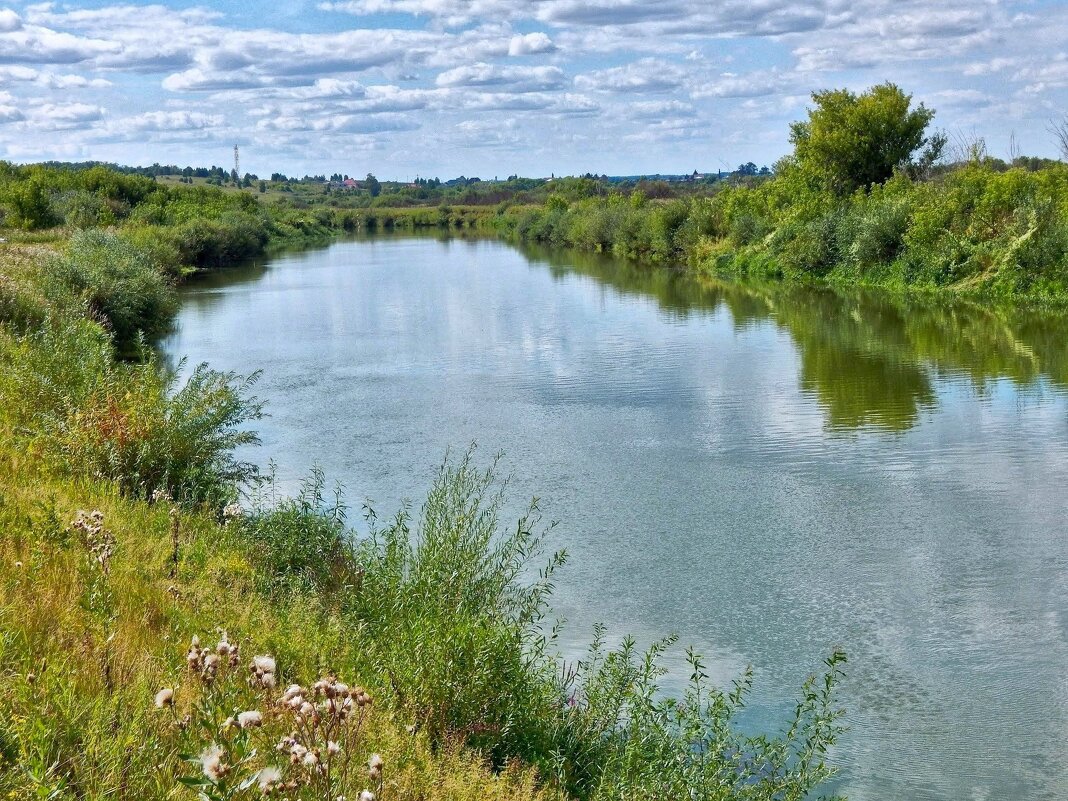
[217,634,233,656]
[302,751,319,768]
[202,653,221,681]
[14,560,22,569]
[368,753,383,781]
[256,766,282,793]
[201,744,227,781]
[238,710,263,729]
[289,743,308,764]
[327,740,341,756]
[251,655,277,690]
[154,688,174,708]
[253,655,276,674]
[359,791,376,801]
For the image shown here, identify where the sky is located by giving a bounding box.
[0,0,1066,179]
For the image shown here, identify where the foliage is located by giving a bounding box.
[0,320,263,507]
[47,228,178,348]
[788,83,944,195]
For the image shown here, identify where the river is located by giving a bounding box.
[162,234,1068,801]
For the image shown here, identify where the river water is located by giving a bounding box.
[163,235,1068,800]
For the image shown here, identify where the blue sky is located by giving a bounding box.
[1,0,1066,178]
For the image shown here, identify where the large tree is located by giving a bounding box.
[789,83,944,195]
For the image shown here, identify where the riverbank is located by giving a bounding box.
[495,161,1068,304]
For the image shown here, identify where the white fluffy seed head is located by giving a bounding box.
[154,688,174,708]
[253,655,276,674]
[257,766,281,791]
[201,745,226,780]
[359,791,376,801]
[237,710,263,729]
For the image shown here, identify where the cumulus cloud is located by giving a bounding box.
[121,110,224,131]
[574,59,686,93]
[0,0,1064,174]
[436,63,566,92]
[0,8,21,31]
[508,32,555,56]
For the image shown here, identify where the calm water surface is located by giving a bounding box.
[163,236,1068,801]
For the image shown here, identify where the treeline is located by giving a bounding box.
[502,84,1068,303]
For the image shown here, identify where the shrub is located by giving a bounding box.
[0,322,263,507]
[239,466,356,596]
[46,229,178,348]
[348,450,565,766]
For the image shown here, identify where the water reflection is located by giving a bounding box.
[519,242,1068,431]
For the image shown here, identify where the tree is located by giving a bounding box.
[789,83,945,194]
[1049,114,1068,161]
[365,173,381,197]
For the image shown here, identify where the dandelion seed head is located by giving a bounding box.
[238,710,263,729]
[359,791,376,801]
[154,688,174,708]
[327,740,341,755]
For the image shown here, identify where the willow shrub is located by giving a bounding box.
[46,228,178,349]
[348,450,567,767]
[0,320,262,507]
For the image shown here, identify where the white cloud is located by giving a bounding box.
[121,110,224,132]
[574,59,686,93]
[508,32,555,56]
[0,8,22,32]
[436,63,566,92]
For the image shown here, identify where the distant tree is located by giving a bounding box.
[736,162,759,176]
[258,180,267,193]
[1050,114,1068,161]
[3,179,56,230]
[365,172,381,197]
[789,83,946,194]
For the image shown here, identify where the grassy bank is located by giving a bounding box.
[498,88,1068,304]
[500,163,1068,303]
[0,169,847,798]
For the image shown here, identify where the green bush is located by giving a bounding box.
[0,321,263,507]
[47,229,177,349]
[239,466,356,595]
[348,450,565,765]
